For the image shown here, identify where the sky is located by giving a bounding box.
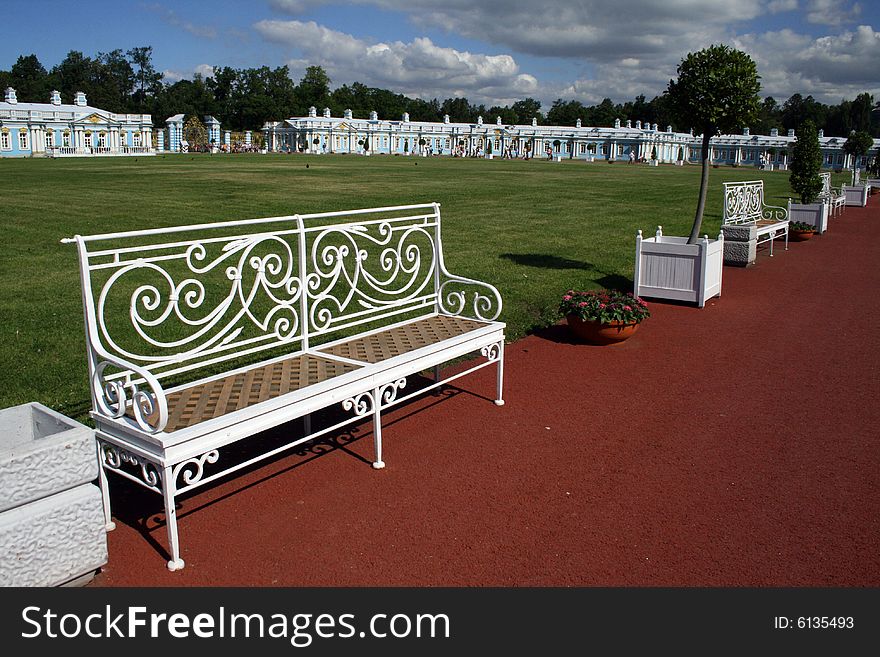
[2,0,879,110]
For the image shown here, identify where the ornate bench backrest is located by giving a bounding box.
[723,180,787,224]
[67,203,449,391]
[723,180,766,224]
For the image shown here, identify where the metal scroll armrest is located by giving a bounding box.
[438,275,503,322]
[89,345,169,434]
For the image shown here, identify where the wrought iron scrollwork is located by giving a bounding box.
[99,440,161,491]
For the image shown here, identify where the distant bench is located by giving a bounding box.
[819,172,846,216]
[722,180,789,256]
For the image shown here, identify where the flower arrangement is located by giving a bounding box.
[789,220,816,232]
[559,289,650,325]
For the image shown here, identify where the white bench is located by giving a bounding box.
[819,172,846,216]
[722,180,789,256]
[64,203,505,570]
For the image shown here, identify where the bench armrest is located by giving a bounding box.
[762,203,788,223]
[90,346,169,434]
[439,275,503,322]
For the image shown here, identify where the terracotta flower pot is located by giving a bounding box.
[566,315,640,344]
[790,229,815,242]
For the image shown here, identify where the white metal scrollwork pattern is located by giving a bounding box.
[342,378,408,416]
[100,440,161,491]
[96,234,303,366]
[305,220,435,335]
[440,277,503,322]
[723,181,788,224]
[172,450,220,490]
[480,342,502,362]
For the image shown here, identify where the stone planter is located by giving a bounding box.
[566,316,640,344]
[720,223,756,267]
[787,200,829,234]
[0,402,107,586]
[634,227,723,308]
[843,185,869,207]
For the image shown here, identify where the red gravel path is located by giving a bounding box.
[92,195,880,587]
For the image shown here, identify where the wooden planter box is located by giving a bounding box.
[843,185,869,207]
[634,228,723,308]
[788,201,829,234]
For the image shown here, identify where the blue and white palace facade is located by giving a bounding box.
[0,87,154,158]
[263,106,878,170]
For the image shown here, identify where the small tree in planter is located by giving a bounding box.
[634,45,759,308]
[788,121,829,233]
[844,130,873,178]
[789,121,823,204]
[843,130,873,205]
[667,44,761,244]
[676,146,685,165]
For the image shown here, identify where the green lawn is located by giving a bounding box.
[0,153,838,422]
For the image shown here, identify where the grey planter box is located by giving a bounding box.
[843,185,868,207]
[0,402,107,586]
[788,201,829,234]
[0,484,107,587]
[0,402,98,513]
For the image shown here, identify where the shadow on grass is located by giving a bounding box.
[500,253,593,270]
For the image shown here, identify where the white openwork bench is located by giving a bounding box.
[64,203,505,570]
[818,172,846,216]
[722,180,789,256]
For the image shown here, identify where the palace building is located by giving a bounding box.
[0,87,154,158]
[263,106,878,171]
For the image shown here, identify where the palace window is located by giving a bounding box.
[99,133,107,148]
[45,132,54,149]
[62,132,71,147]
[133,132,141,147]
[579,143,586,154]
[18,131,29,150]
[1,132,10,150]
[84,132,92,148]
[588,144,596,154]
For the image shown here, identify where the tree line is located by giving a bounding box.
[2,48,878,136]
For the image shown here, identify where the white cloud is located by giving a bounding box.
[254,19,537,104]
[768,0,798,12]
[146,3,217,38]
[194,64,215,79]
[733,25,880,101]
[805,0,862,26]
[258,0,879,107]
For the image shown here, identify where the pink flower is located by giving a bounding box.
[599,303,606,309]
[578,301,587,307]
[563,295,572,301]
[624,305,632,311]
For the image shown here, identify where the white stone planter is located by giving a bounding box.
[634,227,724,308]
[0,484,107,586]
[0,402,107,586]
[0,402,97,513]
[843,185,869,207]
[787,200,829,234]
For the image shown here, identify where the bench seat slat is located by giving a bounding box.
[319,315,486,364]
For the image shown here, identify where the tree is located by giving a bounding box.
[183,115,208,150]
[9,54,50,102]
[667,45,761,243]
[127,46,162,113]
[843,130,874,172]
[510,98,542,124]
[789,120,823,204]
[297,65,331,111]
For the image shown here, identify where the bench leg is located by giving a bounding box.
[371,387,385,470]
[432,364,442,395]
[494,341,505,406]
[161,466,185,571]
[304,413,312,436]
[96,442,116,532]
